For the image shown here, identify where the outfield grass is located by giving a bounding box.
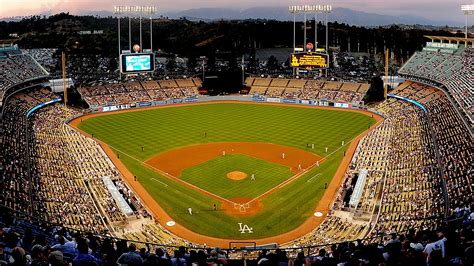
[78,103,375,239]
[180,154,294,199]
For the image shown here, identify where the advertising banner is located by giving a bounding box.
[282,98,297,104]
[138,102,152,107]
[252,96,266,102]
[154,100,168,105]
[300,100,311,105]
[185,97,198,102]
[266,97,281,103]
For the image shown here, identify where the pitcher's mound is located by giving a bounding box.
[227,171,247,180]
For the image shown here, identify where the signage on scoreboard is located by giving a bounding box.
[290,52,329,69]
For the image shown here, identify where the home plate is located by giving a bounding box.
[166,221,176,226]
[314,212,323,217]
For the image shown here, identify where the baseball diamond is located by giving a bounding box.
[72,101,379,243]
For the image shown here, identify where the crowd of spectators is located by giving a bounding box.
[1,89,48,217]
[398,46,473,126]
[79,79,201,107]
[0,210,472,265]
[1,86,192,250]
[373,99,444,234]
[0,50,49,103]
[393,83,473,218]
[30,104,124,231]
[247,78,369,103]
[23,49,58,75]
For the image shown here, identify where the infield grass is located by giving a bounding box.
[180,154,294,199]
[78,102,375,239]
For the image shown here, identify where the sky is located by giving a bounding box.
[0,0,472,24]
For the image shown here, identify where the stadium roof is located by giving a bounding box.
[425,35,474,47]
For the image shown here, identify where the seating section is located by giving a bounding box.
[121,223,191,248]
[0,50,49,104]
[285,216,370,248]
[398,47,473,125]
[244,77,255,86]
[1,87,192,244]
[373,99,444,234]
[32,106,129,231]
[393,83,473,215]
[78,78,201,107]
[1,90,52,217]
[249,78,369,103]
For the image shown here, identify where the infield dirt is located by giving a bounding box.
[145,142,321,177]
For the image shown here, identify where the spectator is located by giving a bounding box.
[0,243,12,265]
[170,250,186,266]
[48,250,65,266]
[10,247,27,266]
[30,245,48,266]
[72,239,101,266]
[117,244,142,266]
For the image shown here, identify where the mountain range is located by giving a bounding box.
[164,7,460,27]
[1,7,461,27]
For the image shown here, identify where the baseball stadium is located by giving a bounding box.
[0,2,473,266]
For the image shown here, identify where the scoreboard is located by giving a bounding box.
[290,52,329,69]
[120,53,155,74]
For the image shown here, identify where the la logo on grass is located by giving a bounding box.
[238,223,253,233]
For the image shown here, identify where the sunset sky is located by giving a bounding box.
[0,0,472,23]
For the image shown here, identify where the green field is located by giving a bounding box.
[78,103,375,239]
[180,154,294,199]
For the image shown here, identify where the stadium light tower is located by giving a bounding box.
[462,5,474,39]
[113,6,157,79]
[288,6,297,52]
[113,6,157,52]
[288,4,332,52]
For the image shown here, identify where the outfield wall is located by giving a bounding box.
[87,95,366,114]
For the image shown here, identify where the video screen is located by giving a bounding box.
[121,53,155,73]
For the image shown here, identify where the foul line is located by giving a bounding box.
[151,178,169,187]
[141,161,235,205]
[306,173,321,183]
[66,124,237,205]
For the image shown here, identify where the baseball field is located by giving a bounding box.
[74,102,378,243]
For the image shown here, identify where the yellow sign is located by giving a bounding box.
[290,52,329,69]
